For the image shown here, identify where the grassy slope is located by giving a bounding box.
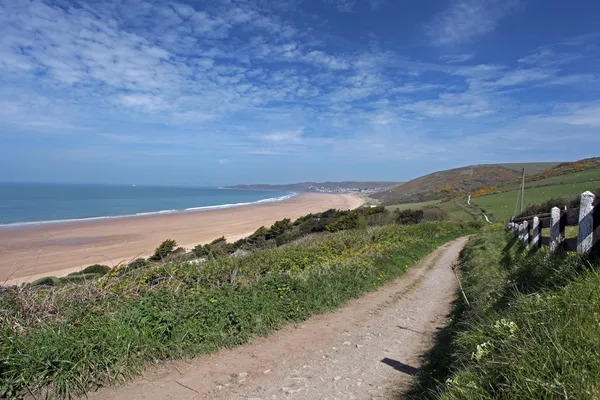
[491,167,600,192]
[371,165,521,204]
[494,162,561,175]
[0,222,481,399]
[472,179,600,221]
[406,229,600,400]
[385,200,442,212]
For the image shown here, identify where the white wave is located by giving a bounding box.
[184,193,297,211]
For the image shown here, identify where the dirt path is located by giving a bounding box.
[90,237,467,400]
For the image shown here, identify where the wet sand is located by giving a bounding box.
[0,193,363,284]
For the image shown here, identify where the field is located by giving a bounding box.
[490,167,600,193]
[437,198,482,221]
[472,178,600,221]
[384,200,441,212]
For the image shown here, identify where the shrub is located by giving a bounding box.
[394,209,424,225]
[81,264,111,275]
[31,276,59,287]
[149,239,178,261]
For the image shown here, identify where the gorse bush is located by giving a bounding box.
[407,229,600,400]
[0,221,479,398]
[393,208,424,225]
[149,239,178,261]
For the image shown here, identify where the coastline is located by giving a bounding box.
[0,192,297,231]
[1,193,364,285]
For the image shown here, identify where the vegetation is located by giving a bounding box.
[516,188,600,218]
[149,239,179,261]
[406,229,600,399]
[472,182,600,221]
[371,165,522,204]
[472,157,600,198]
[0,221,482,398]
[385,200,442,212]
[68,264,111,276]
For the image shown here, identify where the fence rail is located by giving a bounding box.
[506,191,599,254]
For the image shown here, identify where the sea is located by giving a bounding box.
[0,183,294,227]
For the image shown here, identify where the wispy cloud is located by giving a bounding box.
[0,0,598,184]
[261,129,304,143]
[440,54,476,63]
[324,0,358,12]
[426,0,519,46]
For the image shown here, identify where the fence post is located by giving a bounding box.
[522,220,529,247]
[518,223,525,244]
[532,216,540,249]
[550,207,562,252]
[578,191,596,254]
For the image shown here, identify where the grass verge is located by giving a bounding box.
[1,221,480,399]
[405,229,600,399]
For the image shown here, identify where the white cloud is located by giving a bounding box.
[324,0,358,12]
[426,0,519,46]
[440,54,475,63]
[261,129,304,143]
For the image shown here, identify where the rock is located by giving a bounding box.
[239,372,249,378]
[333,376,341,382]
[343,341,351,346]
[263,369,271,374]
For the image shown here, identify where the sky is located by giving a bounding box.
[0,0,599,186]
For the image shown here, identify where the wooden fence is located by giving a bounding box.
[506,191,599,254]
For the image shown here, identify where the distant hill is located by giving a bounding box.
[493,162,562,175]
[370,165,522,204]
[472,157,600,197]
[225,181,400,194]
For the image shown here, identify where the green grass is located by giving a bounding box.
[437,198,485,222]
[0,221,481,399]
[473,180,600,221]
[497,168,600,192]
[385,200,442,212]
[405,230,600,400]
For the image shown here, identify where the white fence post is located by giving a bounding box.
[522,220,529,247]
[550,207,562,252]
[577,191,595,254]
[518,223,525,244]
[532,216,540,249]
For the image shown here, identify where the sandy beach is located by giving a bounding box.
[0,193,363,284]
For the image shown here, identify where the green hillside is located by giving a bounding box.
[472,177,600,221]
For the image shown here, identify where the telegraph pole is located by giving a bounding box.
[519,168,525,214]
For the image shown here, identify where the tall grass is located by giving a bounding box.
[0,221,480,399]
[406,229,600,399]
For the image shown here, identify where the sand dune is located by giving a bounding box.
[1,193,363,284]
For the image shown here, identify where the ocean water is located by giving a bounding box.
[0,183,294,226]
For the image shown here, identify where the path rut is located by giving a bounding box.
[90,237,468,400]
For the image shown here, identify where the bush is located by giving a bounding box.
[31,276,59,287]
[59,273,103,284]
[149,239,178,261]
[394,209,424,225]
[81,264,111,275]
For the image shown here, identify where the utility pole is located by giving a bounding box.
[520,168,525,214]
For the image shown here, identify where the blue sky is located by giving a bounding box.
[0,0,599,185]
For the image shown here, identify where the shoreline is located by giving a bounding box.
[1,193,364,285]
[0,192,298,231]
